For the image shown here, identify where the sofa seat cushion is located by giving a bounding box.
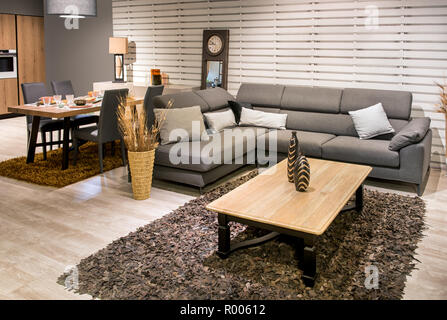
[155,126,265,172]
[322,136,399,168]
[74,125,99,141]
[258,130,336,158]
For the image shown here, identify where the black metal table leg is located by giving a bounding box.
[341,184,365,213]
[26,116,40,164]
[300,236,316,287]
[214,214,318,287]
[355,184,363,212]
[62,117,71,170]
[217,213,231,258]
[296,237,304,263]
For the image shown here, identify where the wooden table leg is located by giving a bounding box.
[62,117,71,170]
[26,116,40,164]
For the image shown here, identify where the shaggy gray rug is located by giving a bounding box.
[59,171,426,300]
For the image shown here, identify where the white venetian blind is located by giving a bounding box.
[112,0,447,168]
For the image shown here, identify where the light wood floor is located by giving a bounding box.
[0,116,446,300]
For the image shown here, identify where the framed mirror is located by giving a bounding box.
[206,61,223,88]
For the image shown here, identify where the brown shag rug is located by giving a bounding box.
[59,171,426,300]
[0,142,125,188]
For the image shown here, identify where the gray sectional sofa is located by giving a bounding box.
[152,84,432,195]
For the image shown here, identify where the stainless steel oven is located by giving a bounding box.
[0,50,17,79]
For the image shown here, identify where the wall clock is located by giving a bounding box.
[201,30,229,90]
[207,34,224,55]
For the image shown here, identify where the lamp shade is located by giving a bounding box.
[46,0,97,17]
[109,37,129,54]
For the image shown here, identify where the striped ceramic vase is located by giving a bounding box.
[287,131,299,183]
[294,154,311,192]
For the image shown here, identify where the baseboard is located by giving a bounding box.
[0,113,24,120]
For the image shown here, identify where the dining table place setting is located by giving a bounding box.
[8,90,144,171]
[24,91,104,110]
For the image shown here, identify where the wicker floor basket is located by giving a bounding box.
[128,149,155,200]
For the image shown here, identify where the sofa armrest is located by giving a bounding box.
[398,129,432,184]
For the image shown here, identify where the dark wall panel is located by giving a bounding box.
[0,0,44,16]
[44,0,113,95]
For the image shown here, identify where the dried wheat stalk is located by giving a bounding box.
[117,97,173,152]
[435,80,447,114]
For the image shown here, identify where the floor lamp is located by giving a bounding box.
[109,37,128,83]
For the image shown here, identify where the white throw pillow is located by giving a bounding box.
[203,109,237,132]
[348,103,395,139]
[239,107,287,130]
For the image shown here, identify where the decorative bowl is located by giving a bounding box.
[74,99,87,106]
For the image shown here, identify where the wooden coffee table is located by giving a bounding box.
[206,158,372,286]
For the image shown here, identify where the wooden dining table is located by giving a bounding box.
[8,97,144,170]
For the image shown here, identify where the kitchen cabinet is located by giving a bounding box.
[0,78,19,115]
[0,14,16,50]
[17,15,45,105]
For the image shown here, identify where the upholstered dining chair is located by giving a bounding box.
[143,85,164,127]
[21,82,65,160]
[51,80,99,127]
[72,89,128,173]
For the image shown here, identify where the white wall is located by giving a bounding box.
[112,0,447,169]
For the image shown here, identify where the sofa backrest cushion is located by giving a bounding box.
[340,88,412,120]
[237,83,285,108]
[153,84,413,140]
[389,119,409,133]
[281,110,357,136]
[153,91,210,113]
[282,110,409,139]
[253,106,280,113]
[280,85,343,114]
[195,87,234,111]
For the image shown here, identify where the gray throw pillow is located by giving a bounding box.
[154,106,209,145]
[203,109,237,132]
[349,103,395,139]
[388,118,431,151]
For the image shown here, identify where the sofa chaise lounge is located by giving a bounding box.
[151,83,432,195]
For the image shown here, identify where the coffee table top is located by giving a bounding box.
[206,158,371,235]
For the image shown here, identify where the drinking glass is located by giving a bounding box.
[43,96,52,106]
[66,94,74,106]
[53,95,62,104]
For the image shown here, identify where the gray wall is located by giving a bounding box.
[0,0,43,16]
[44,0,113,96]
